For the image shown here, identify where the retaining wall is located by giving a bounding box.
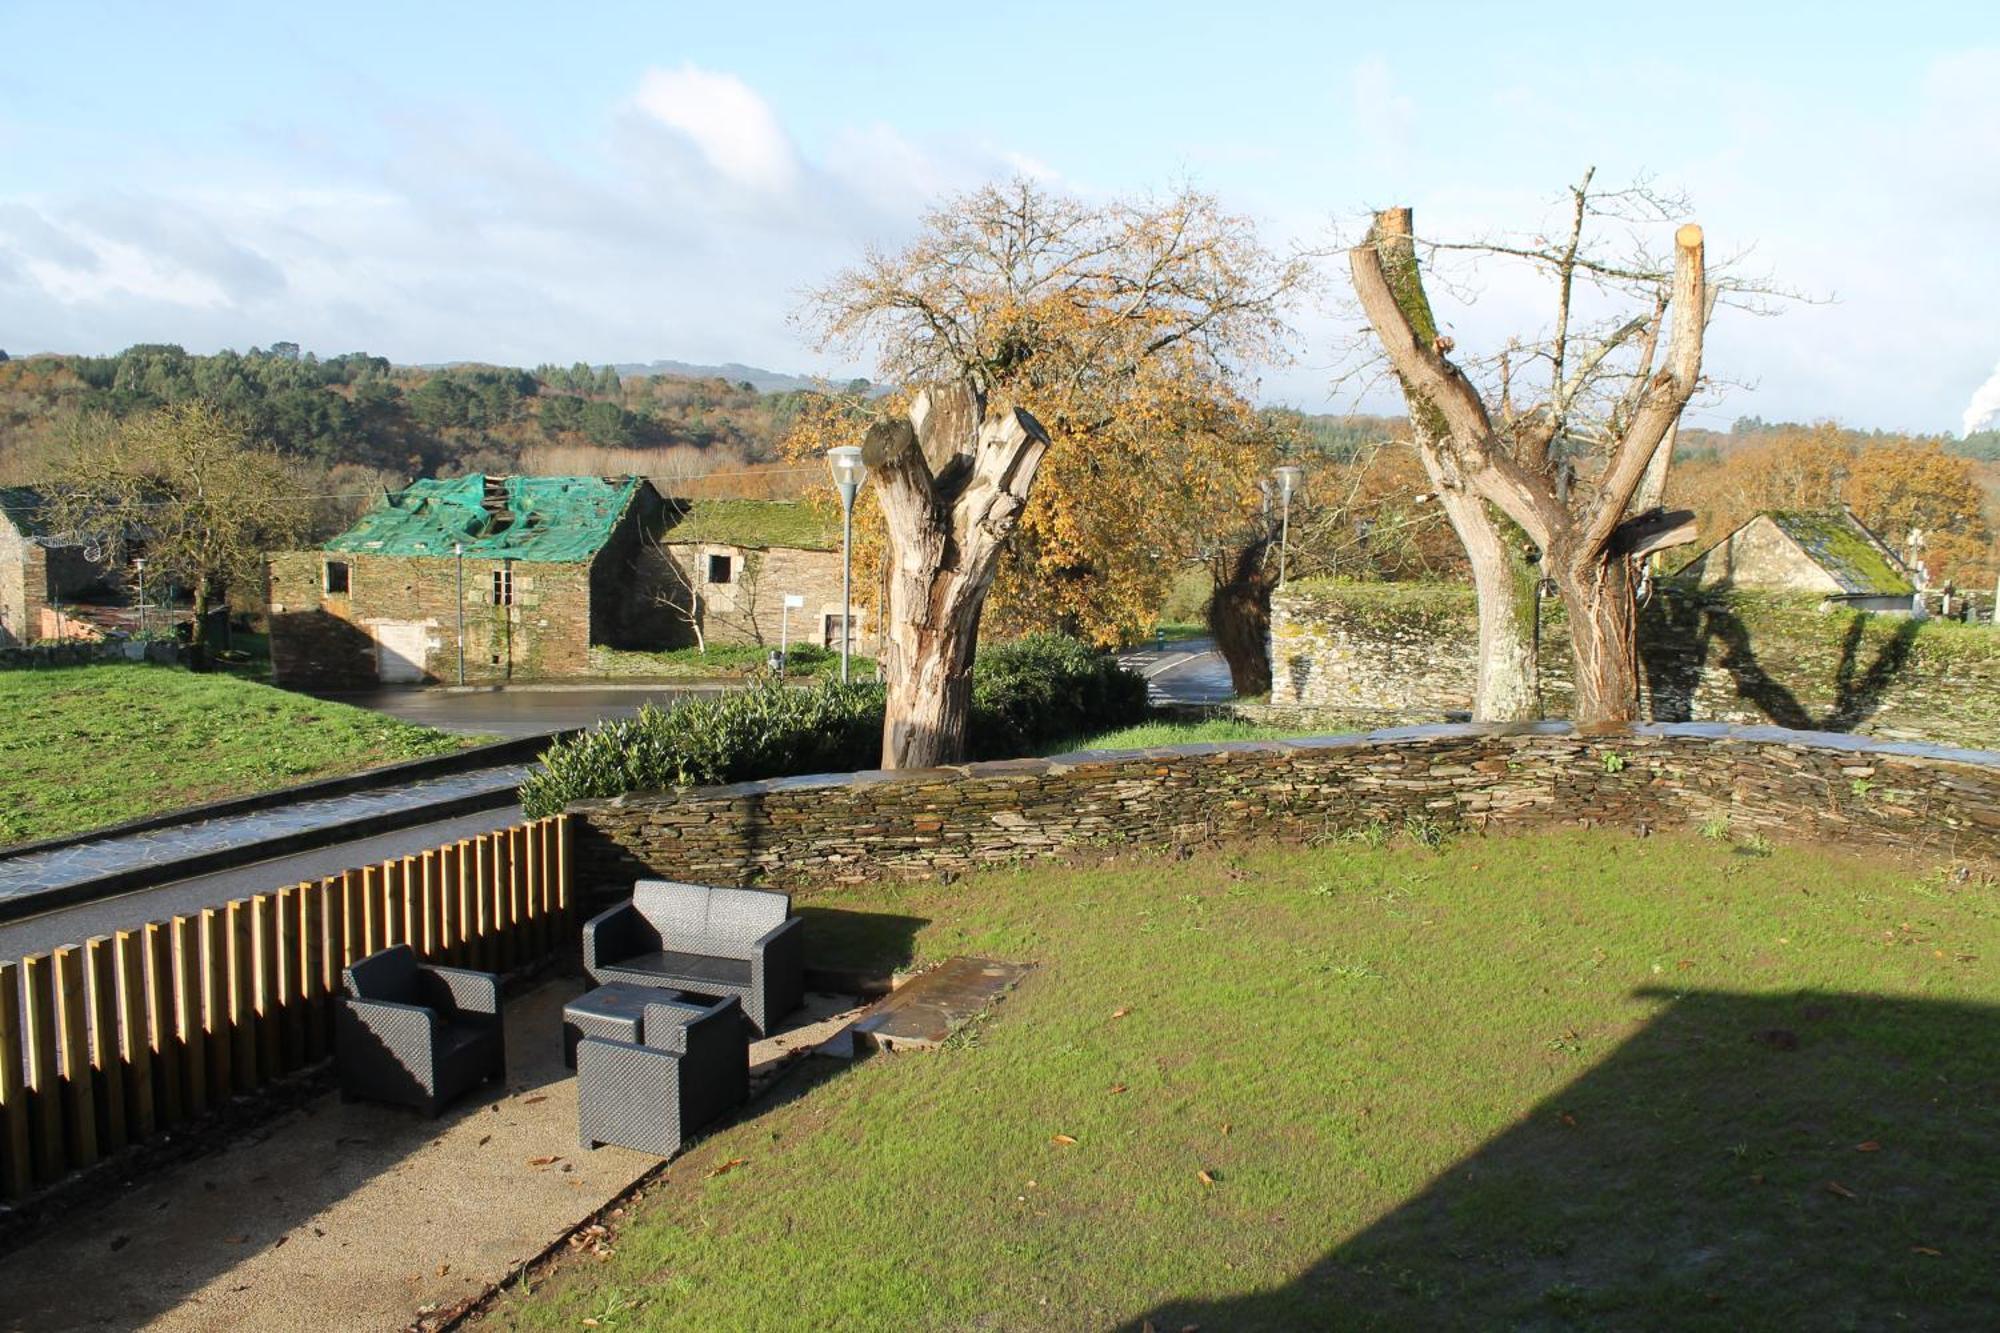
[569,722,2000,890]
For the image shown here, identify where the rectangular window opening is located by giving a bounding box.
[492,567,514,606]
[324,560,350,595]
[706,554,733,585]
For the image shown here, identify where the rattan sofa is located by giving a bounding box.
[582,881,803,1035]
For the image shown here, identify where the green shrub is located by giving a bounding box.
[519,634,1148,816]
[970,633,1149,758]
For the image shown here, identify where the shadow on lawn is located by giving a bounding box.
[1126,987,2000,1332]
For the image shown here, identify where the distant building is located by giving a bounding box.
[659,499,865,652]
[0,486,115,646]
[267,475,682,687]
[1676,509,1918,611]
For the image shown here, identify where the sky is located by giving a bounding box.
[2,1,1997,434]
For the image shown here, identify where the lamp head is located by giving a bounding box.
[1274,464,1304,504]
[828,445,867,505]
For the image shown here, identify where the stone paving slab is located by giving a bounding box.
[850,957,1035,1051]
[0,765,529,907]
[0,979,863,1332]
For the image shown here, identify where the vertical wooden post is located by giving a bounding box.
[0,961,31,1200]
[555,813,573,935]
[492,829,515,969]
[301,881,327,1062]
[472,834,493,970]
[361,865,382,956]
[113,932,154,1141]
[453,840,475,966]
[509,825,530,967]
[83,937,127,1154]
[228,892,256,1088]
[143,922,183,1127]
[52,946,96,1169]
[436,844,460,964]
[400,855,420,948]
[276,888,304,1071]
[418,850,439,960]
[176,915,210,1116]
[21,954,62,1184]
[343,868,367,965]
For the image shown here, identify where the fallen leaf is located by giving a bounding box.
[708,1157,749,1178]
[1855,1141,1881,1152]
[520,1094,548,1105]
[1197,1169,1216,1187]
[271,1235,288,1249]
[437,1263,451,1277]
[476,1135,492,1148]
[1559,1112,1579,1128]
[1220,1122,1232,1137]
[1110,1007,1132,1020]
[526,1155,561,1168]
[225,1235,248,1245]
[1051,1134,1078,1146]
[1109,1083,1128,1095]
[1825,1180,1857,1199]
[1912,1245,1943,1256]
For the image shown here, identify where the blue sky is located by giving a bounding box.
[3,1,1997,432]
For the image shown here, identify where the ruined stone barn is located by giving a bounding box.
[0,486,114,646]
[1676,508,1917,611]
[267,475,680,687]
[658,499,868,651]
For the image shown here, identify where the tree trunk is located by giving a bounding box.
[1422,456,1539,720]
[1208,536,1275,697]
[865,384,1052,769]
[1554,549,1640,723]
[188,577,212,669]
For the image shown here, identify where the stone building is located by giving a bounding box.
[659,499,867,652]
[0,486,114,646]
[268,475,682,687]
[1676,509,1916,611]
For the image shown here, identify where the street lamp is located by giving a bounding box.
[827,446,868,682]
[1273,464,1304,586]
[133,557,147,641]
[453,542,466,685]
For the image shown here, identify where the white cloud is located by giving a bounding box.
[1964,360,2000,437]
[632,64,800,196]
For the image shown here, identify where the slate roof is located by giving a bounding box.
[1766,509,1915,596]
[324,475,642,562]
[0,486,51,539]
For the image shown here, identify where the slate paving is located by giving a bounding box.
[0,764,530,907]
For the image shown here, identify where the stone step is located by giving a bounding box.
[846,956,1035,1052]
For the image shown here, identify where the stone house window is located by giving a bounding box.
[706,553,733,585]
[324,560,350,595]
[492,566,514,606]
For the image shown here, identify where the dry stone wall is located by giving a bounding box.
[569,722,2000,892]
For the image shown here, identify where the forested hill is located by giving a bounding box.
[0,343,823,483]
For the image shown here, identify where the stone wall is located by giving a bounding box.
[567,722,2000,893]
[268,550,598,686]
[1268,582,2000,749]
[663,542,869,652]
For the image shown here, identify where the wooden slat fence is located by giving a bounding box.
[0,813,570,1200]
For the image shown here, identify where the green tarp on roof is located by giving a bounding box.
[325,475,640,562]
[1768,509,1915,596]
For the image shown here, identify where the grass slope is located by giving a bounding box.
[0,664,475,844]
[1046,716,1337,752]
[491,829,2000,1331]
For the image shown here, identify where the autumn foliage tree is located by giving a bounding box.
[792,178,1311,766]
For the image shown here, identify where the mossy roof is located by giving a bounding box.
[1767,509,1915,596]
[664,499,838,552]
[324,475,641,562]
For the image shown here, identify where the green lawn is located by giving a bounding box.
[0,664,478,844]
[488,828,2000,1331]
[1047,715,1336,751]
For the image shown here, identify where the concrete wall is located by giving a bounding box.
[567,723,2000,892]
[1266,583,2000,749]
[663,542,868,650]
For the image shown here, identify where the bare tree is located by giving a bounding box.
[1348,175,1714,722]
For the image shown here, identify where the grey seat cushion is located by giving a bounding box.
[632,881,790,958]
[600,950,752,990]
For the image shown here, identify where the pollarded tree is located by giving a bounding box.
[1348,175,1715,723]
[797,178,1313,767]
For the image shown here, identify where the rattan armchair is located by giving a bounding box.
[576,995,750,1157]
[335,945,506,1117]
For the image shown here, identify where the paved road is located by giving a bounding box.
[329,683,736,737]
[0,805,523,965]
[1117,635,1235,705]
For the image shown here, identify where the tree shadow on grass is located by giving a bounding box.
[1124,988,2000,1331]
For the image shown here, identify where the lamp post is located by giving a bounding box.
[133,558,147,640]
[1273,464,1304,587]
[453,542,465,685]
[827,446,868,682]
